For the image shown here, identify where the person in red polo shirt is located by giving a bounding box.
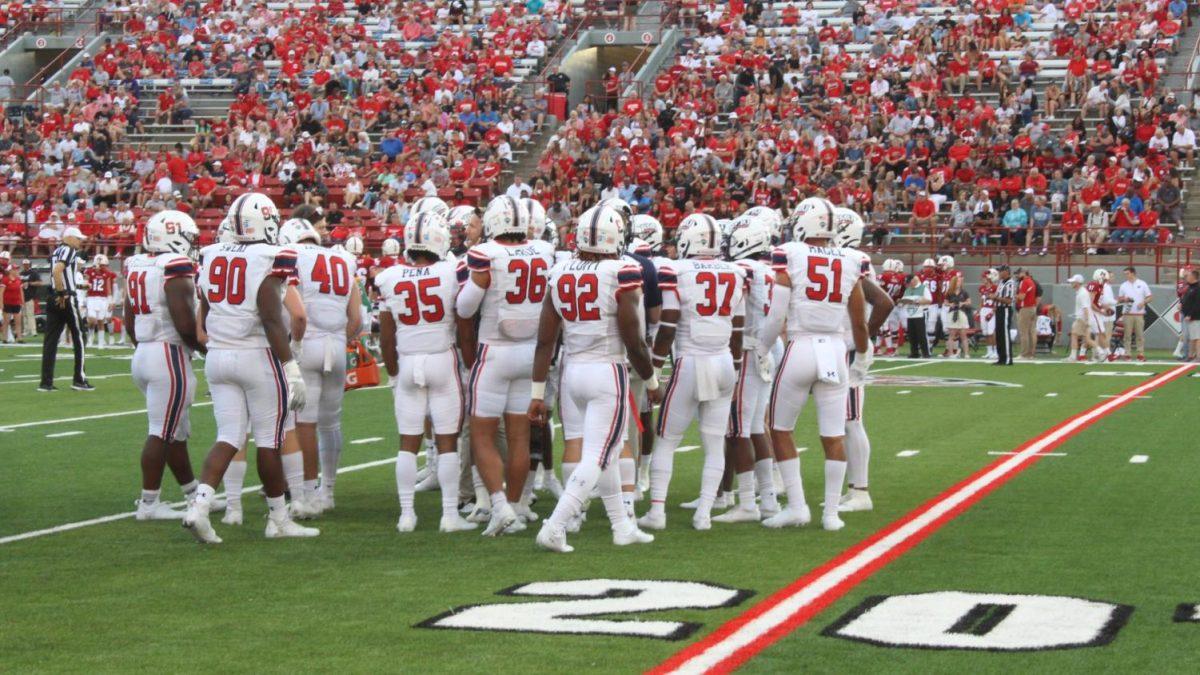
[1016,268,1039,358]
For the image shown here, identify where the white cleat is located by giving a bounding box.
[414,471,440,492]
[513,502,539,523]
[638,511,667,530]
[612,525,654,546]
[313,492,335,512]
[503,517,528,534]
[482,503,518,537]
[182,502,222,544]
[822,513,846,531]
[265,516,320,538]
[439,514,478,532]
[544,475,565,499]
[535,523,574,553]
[565,513,583,533]
[466,505,491,523]
[680,497,701,510]
[692,512,712,531]
[838,490,874,513]
[396,513,417,533]
[135,499,185,521]
[288,497,321,520]
[220,507,243,526]
[712,505,762,523]
[762,505,812,529]
[759,497,781,518]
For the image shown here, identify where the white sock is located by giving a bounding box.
[548,462,599,529]
[303,478,318,501]
[266,495,287,519]
[99,328,107,346]
[471,465,489,508]
[736,470,756,508]
[281,452,305,500]
[318,423,342,495]
[180,479,199,499]
[754,458,776,504]
[561,462,578,486]
[489,490,508,512]
[777,458,806,509]
[599,462,633,532]
[824,459,847,517]
[618,457,636,490]
[845,420,871,489]
[437,452,462,518]
[520,476,535,505]
[423,439,437,470]
[648,437,680,516]
[395,451,416,515]
[194,482,216,505]
[223,460,246,509]
[696,432,725,518]
[140,488,160,506]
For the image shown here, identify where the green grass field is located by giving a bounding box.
[0,345,1196,673]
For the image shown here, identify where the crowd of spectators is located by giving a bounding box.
[520,0,1195,257]
[0,0,575,253]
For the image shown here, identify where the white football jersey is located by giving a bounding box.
[549,257,641,363]
[736,258,774,349]
[199,242,296,350]
[466,238,555,345]
[124,252,196,345]
[291,243,358,338]
[842,259,876,348]
[659,258,747,356]
[376,259,460,355]
[771,242,870,338]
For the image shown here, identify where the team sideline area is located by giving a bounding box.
[2,343,1194,672]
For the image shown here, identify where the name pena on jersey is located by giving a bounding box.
[398,266,437,279]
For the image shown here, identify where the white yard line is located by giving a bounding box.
[868,361,937,374]
[674,445,700,453]
[1129,455,1149,464]
[45,431,85,438]
[350,437,384,445]
[896,450,920,458]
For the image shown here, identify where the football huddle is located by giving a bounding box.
[127,191,894,552]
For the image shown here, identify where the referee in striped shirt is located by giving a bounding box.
[39,226,93,391]
[990,265,1016,366]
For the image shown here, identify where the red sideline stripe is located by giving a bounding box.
[652,364,1195,675]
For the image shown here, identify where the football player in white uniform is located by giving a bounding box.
[412,195,451,220]
[529,206,658,552]
[639,217,747,531]
[758,199,891,530]
[712,218,779,522]
[456,195,554,535]
[184,192,316,543]
[124,211,206,520]
[278,218,362,514]
[376,212,476,533]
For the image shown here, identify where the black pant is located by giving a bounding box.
[41,297,87,386]
[907,317,930,357]
[994,306,1013,365]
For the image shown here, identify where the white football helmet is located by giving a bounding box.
[789,197,835,240]
[677,212,718,237]
[411,195,450,220]
[678,217,723,258]
[937,254,955,270]
[894,259,906,274]
[344,235,364,256]
[278,218,320,246]
[93,253,109,266]
[793,201,837,242]
[743,206,784,240]
[143,210,199,255]
[405,211,451,260]
[447,205,479,229]
[881,259,897,273]
[922,258,936,268]
[984,268,1000,283]
[599,196,633,225]
[575,204,625,256]
[216,217,236,243]
[482,195,528,240]
[1093,269,1109,282]
[832,207,866,249]
[382,238,401,257]
[727,221,773,261]
[227,192,281,243]
[631,214,664,252]
[521,197,548,240]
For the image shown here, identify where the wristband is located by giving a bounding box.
[531,381,546,400]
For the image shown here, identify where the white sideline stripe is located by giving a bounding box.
[661,364,1193,675]
[873,356,1186,367]
[675,445,700,453]
[0,456,399,546]
[987,451,1066,457]
[46,431,84,438]
[1129,454,1149,464]
[350,437,383,445]
[896,450,920,457]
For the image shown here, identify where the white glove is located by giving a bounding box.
[849,348,873,387]
[282,360,306,411]
[755,347,775,382]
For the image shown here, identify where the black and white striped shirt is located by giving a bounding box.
[51,244,79,294]
[997,278,1016,306]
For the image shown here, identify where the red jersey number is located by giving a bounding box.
[557,273,601,321]
[391,278,445,326]
[695,271,737,317]
[805,256,844,302]
[206,257,248,304]
[311,253,351,296]
[505,258,549,304]
[126,271,150,314]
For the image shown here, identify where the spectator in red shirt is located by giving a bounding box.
[911,190,937,234]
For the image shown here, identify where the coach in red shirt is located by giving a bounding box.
[1016,269,1039,358]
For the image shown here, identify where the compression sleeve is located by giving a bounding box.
[456,277,486,318]
[758,284,791,348]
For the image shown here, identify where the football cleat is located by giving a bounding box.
[692,512,712,531]
[465,504,491,523]
[482,503,518,537]
[838,489,874,513]
[638,511,667,530]
[135,499,185,521]
[312,491,335,513]
[288,497,321,520]
[759,495,782,517]
[413,471,439,492]
[513,502,539,523]
[612,525,654,546]
[221,507,243,526]
[712,505,762,523]
[182,502,222,544]
[503,517,527,534]
[439,514,478,533]
[565,513,583,533]
[265,516,320,538]
[680,496,700,510]
[822,513,846,531]
[762,504,812,529]
[396,513,417,533]
[535,523,574,553]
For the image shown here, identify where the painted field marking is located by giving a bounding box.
[45,431,84,438]
[675,445,700,454]
[868,361,935,374]
[1045,392,1058,397]
[796,447,808,454]
[350,437,384,445]
[896,390,911,395]
[1129,455,1149,464]
[0,373,137,386]
[970,391,983,396]
[895,450,920,458]
[1100,394,1153,399]
[987,451,1067,457]
[0,456,399,546]
[652,364,1194,675]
